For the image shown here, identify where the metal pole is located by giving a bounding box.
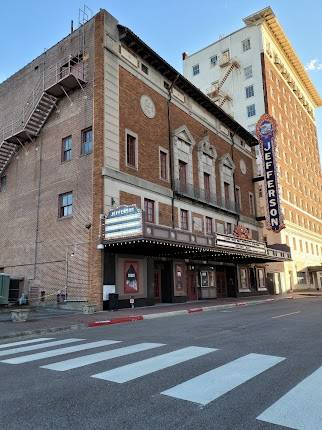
[65,248,69,300]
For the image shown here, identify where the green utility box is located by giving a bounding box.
[0,274,10,305]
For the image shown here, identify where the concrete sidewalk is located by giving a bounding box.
[0,294,300,341]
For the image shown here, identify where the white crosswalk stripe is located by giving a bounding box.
[0,338,83,358]
[161,353,285,405]
[92,346,216,383]
[1,340,120,364]
[41,343,165,371]
[257,365,322,430]
[0,338,55,349]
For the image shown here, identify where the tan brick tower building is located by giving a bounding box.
[183,7,322,293]
[0,9,290,309]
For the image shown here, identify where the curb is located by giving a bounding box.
[0,323,86,342]
[87,296,292,328]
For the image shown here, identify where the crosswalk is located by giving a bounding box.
[0,336,320,429]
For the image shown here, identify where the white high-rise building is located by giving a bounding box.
[183,7,322,293]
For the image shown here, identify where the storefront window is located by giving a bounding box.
[240,268,248,290]
[257,268,265,289]
[297,271,307,285]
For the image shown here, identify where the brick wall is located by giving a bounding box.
[0,19,96,303]
[120,191,141,207]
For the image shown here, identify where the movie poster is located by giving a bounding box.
[124,261,139,294]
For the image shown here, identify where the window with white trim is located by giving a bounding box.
[242,38,251,52]
[126,130,138,169]
[244,65,253,79]
[192,64,200,76]
[245,85,254,98]
[247,104,256,117]
[210,55,218,66]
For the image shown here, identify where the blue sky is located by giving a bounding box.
[1,0,322,162]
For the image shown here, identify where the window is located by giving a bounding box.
[234,187,241,211]
[141,63,149,75]
[247,104,256,117]
[249,192,255,215]
[180,209,189,230]
[81,127,92,155]
[144,198,155,223]
[297,271,307,285]
[240,268,248,289]
[163,81,170,90]
[206,217,213,235]
[245,85,254,98]
[242,38,251,51]
[0,175,7,192]
[160,150,168,181]
[59,192,73,218]
[293,238,297,251]
[192,64,199,76]
[210,55,218,66]
[62,136,72,162]
[126,132,137,168]
[222,49,230,63]
[178,160,187,192]
[244,65,253,79]
[204,172,211,200]
[226,222,232,235]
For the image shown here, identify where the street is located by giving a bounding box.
[1,297,322,430]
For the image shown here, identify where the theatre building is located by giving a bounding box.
[0,9,290,309]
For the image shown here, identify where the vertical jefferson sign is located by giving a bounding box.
[256,114,284,232]
[104,205,143,240]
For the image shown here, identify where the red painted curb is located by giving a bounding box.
[88,315,144,327]
[188,308,204,313]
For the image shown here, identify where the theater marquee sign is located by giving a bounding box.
[256,114,285,232]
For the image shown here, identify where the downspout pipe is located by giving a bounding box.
[167,74,180,229]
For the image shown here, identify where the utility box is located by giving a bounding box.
[0,274,10,305]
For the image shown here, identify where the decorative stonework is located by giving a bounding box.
[233,224,250,240]
[140,95,156,118]
[240,159,247,175]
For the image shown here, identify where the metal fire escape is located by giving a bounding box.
[207,55,239,108]
[0,55,86,176]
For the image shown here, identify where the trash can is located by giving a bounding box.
[108,293,119,311]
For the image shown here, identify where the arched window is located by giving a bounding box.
[218,153,235,210]
[197,136,217,202]
[173,126,195,194]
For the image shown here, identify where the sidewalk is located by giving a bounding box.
[0,294,299,341]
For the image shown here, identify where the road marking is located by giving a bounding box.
[0,338,55,349]
[1,340,120,364]
[41,343,164,371]
[0,339,83,358]
[92,346,216,383]
[161,353,285,406]
[272,311,301,319]
[257,365,322,429]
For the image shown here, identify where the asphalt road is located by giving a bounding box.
[1,297,322,430]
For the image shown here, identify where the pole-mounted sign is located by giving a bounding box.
[256,114,285,232]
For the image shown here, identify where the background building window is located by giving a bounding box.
[81,127,92,155]
[192,64,199,76]
[0,175,7,192]
[242,38,251,51]
[245,85,254,98]
[126,132,137,168]
[180,209,189,230]
[297,271,307,285]
[244,65,253,79]
[160,150,168,180]
[59,192,73,218]
[210,55,218,66]
[144,198,155,223]
[206,216,213,235]
[247,104,256,117]
[226,222,232,234]
[62,136,72,162]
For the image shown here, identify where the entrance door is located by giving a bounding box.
[216,270,227,298]
[154,270,161,303]
[226,267,237,298]
[161,262,172,303]
[187,272,197,301]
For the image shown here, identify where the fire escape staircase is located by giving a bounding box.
[0,56,86,176]
[207,58,239,107]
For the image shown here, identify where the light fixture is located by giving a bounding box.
[96,244,104,250]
